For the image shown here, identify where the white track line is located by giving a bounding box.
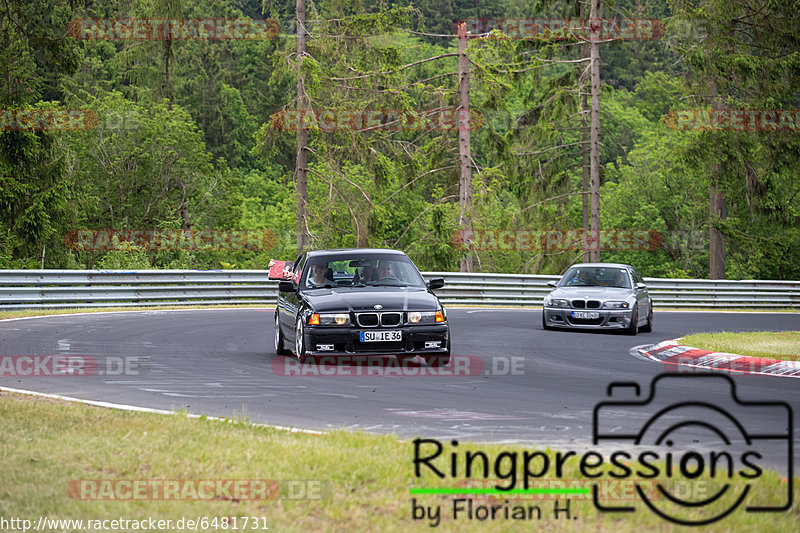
[0,385,322,435]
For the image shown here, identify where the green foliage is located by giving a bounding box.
[1,0,798,279]
[95,240,153,269]
[668,0,800,279]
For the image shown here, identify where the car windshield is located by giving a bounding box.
[301,253,426,289]
[558,267,631,289]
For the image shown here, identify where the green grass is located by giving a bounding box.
[0,392,796,532]
[681,331,800,362]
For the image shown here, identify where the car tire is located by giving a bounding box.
[294,317,313,364]
[640,305,653,333]
[626,305,639,336]
[274,312,290,355]
[542,311,552,330]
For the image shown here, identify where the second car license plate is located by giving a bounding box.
[571,311,600,319]
[360,330,402,342]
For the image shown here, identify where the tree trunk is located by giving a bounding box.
[357,216,368,247]
[164,39,172,108]
[580,2,590,262]
[588,0,601,262]
[296,0,309,255]
[708,81,726,279]
[709,183,726,279]
[457,22,473,272]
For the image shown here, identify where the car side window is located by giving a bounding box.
[293,254,306,285]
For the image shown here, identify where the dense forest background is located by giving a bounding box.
[1,0,798,279]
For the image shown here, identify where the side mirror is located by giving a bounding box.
[428,277,445,290]
[278,281,296,293]
[546,280,557,288]
[636,282,647,290]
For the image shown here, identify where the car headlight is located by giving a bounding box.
[313,313,351,325]
[602,301,630,309]
[407,311,440,324]
[545,298,569,308]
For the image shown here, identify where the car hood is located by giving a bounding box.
[547,286,634,301]
[301,287,439,313]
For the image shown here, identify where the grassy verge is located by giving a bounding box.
[0,392,796,532]
[681,331,800,362]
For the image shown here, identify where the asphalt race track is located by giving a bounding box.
[1,308,797,473]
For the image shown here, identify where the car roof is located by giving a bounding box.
[305,248,408,258]
[566,263,634,269]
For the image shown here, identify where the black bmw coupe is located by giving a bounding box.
[272,248,450,366]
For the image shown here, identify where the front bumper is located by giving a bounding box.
[301,324,449,356]
[543,308,633,330]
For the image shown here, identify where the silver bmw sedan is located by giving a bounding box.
[542,263,653,335]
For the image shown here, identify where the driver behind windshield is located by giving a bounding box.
[377,262,394,280]
[307,263,329,287]
[612,271,628,288]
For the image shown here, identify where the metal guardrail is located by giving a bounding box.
[0,270,798,310]
[0,270,276,310]
[426,272,800,308]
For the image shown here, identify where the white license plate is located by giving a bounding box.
[571,311,599,319]
[360,330,402,342]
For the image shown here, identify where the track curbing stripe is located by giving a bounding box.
[637,339,800,378]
